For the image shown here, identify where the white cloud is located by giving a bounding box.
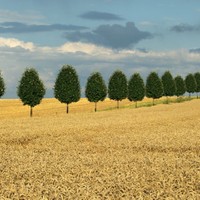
[0,37,200,98]
[1,37,200,68]
[0,37,35,51]
[58,42,113,55]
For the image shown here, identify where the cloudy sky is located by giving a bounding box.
[0,0,200,98]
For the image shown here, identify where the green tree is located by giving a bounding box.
[194,72,200,98]
[185,73,197,97]
[17,68,45,117]
[85,72,107,112]
[54,65,80,113]
[161,71,176,103]
[128,73,145,108]
[146,72,163,105]
[108,70,127,109]
[174,75,186,97]
[0,72,5,98]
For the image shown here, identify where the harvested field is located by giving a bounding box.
[0,98,200,199]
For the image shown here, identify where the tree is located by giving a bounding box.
[54,65,80,113]
[85,72,107,112]
[194,72,200,98]
[0,72,5,98]
[128,73,145,108]
[17,68,45,117]
[146,72,163,105]
[108,70,127,109]
[185,73,197,97]
[161,71,176,103]
[174,75,186,97]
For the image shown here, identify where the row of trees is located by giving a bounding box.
[0,65,200,116]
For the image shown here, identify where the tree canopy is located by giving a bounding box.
[161,71,176,99]
[128,73,145,107]
[17,68,45,117]
[194,72,200,98]
[54,65,81,113]
[146,72,163,105]
[85,72,107,112]
[174,75,186,97]
[108,70,128,108]
[185,73,197,97]
[0,72,5,98]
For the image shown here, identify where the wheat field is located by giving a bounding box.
[0,98,200,199]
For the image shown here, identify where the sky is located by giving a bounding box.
[0,0,200,98]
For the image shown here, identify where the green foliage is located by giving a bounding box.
[176,96,188,103]
[146,72,163,104]
[0,72,5,98]
[194,72,200,97]
[161,71,176,97]
[54,65,80,113]
[174,76,186,97]
[17,68,45,116]
[185,73,197,95]
[108,70,127,108]
[128,73,145,107]
[85,72,107,111]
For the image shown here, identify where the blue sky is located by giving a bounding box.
[0,0,200,98]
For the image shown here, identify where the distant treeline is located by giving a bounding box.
[0,65,200,117]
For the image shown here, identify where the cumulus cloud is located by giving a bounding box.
[65,22,153,49]
[171,23,200,32]
[0,37,35,51]
[0,22,88,33]
[58,42,113,55]
[1,37,200,98]
[80,11,124,21]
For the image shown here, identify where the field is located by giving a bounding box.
[0,98,200,199]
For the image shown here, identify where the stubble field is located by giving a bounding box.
[0,98,200,199]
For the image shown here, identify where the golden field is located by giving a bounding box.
[0,98,200,199]
[0,98,153,118]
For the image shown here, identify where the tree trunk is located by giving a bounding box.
[189,93,191,98]
[117,100,119,109]
[197,92,198,99]
[66,104,69,114]
[30,106,33,117]
[95,102,97,112]
[153,98,155,106]
[135,101,137,108]
[166,96,169,104]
